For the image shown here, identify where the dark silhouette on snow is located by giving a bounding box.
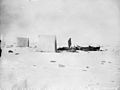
[75,45,101,51]
[8,50,14,53]
[0,40,2,57]
[68,38,72,48]
[57,45,101,52]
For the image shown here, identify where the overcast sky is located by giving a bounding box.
[0,0,120,46]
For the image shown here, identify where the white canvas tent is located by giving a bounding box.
[37,35,57,52]
[17,37,29,47]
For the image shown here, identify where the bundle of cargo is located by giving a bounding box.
[75,45,101,51]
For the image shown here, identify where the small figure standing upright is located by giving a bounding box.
[0,40,2,57]
[68,38,72,48]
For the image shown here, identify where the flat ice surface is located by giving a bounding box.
[1,0,120,89]
[0,48,120,90]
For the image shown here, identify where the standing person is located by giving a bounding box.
[0,40,2,57]
[68,38,72,48]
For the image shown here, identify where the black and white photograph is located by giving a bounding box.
[0,0,120,90]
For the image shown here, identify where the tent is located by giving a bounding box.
[37,35,57,52]
[17,37,29,47]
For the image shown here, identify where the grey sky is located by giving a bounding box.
[0,0,120,46]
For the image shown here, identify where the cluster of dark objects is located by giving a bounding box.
[8,50,19,55]
[57,45,102,53]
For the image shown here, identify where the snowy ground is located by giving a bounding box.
[0,47,120,90]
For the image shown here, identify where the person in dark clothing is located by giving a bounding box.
[0,40,2,57]
[68,38,72,48]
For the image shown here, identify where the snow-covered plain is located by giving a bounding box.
[0,47,120,90]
